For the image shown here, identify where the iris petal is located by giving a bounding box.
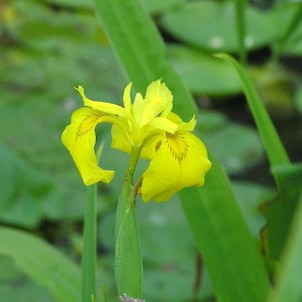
[111,122,132,153]
[141,131,211,202]
[123,82,133,112]
[134,80,173,127]
[75,85,130,119]
[61,107,115,185]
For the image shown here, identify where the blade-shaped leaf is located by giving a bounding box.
[265,164,302,259]
[267,190,302,302]
[0,227,80,302]
[94,1,270,301]
[180,158,270,302]
[94,0,197,120]
[115,177,143,298]
[216,54,289,167]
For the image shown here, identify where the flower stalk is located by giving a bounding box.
[81,184,97,302]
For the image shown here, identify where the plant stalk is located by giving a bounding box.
[81,184,97,302]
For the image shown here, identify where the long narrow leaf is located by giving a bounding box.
[115,176,143,298]
[267,189,302,302]
[266,164,302,259]
[94,1,270,301]
[216,53,289,167]
[0,227,80,302]
[216,54,299,260]
[180,158,270,302]
[94,0,197,120]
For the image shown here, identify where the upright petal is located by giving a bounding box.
[137,80,173,127]
[141,131,211,202]
[123,82,133,113]
[61,107,115,185]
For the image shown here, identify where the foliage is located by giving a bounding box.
[1,0,302,301]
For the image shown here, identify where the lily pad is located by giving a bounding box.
[167,45,242,96]
[232,181,275,239]
[0,256,54,302]
[273,2,302,56]
[160,1,276,53]
[203,123,264,174]
[0,142,54,228]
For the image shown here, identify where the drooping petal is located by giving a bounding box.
[61,107,115,185]
[75,85,129,119]
[141,131,211,202]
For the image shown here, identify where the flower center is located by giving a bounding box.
[166,133,188,162]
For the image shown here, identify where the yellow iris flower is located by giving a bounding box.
[61,80,211,202]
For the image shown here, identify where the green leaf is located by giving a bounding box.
[95,0,197,120]
[216,54,289,167]
[216,54,297,260]
[180,158,270,302]
[94,1,270,301]
[204,123,264,175]
[232,181,275,239]
[0,256,54,302]
[265,164,302,259]
[160,1,276,53]
[273,1,302,57]
[115,177,143,298]
[140,0,184,14]
[267,190,302,302]
[167,45,242,96]
[0,227,81,302]
[0,142,54,228]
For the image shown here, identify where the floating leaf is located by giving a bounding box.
[167,45,242,96]
[204,123,264,174]
[160,1,276,53]
[0,227,81,302]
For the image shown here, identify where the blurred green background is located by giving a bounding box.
[1,0,302,301]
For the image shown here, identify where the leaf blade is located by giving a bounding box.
[0,227,80,302]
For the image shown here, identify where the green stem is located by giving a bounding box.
[127,147,142,179]
[235,0,247,66]
[81,185,97,302]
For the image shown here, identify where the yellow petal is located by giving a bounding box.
[61,107,115,185]
[135,80,173,127]
[167,112,196,131]
[75,85,129,119]
[141,131,211,202]
[149,117,178,133]
[111,121,132,153]
[123,82,133,112]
